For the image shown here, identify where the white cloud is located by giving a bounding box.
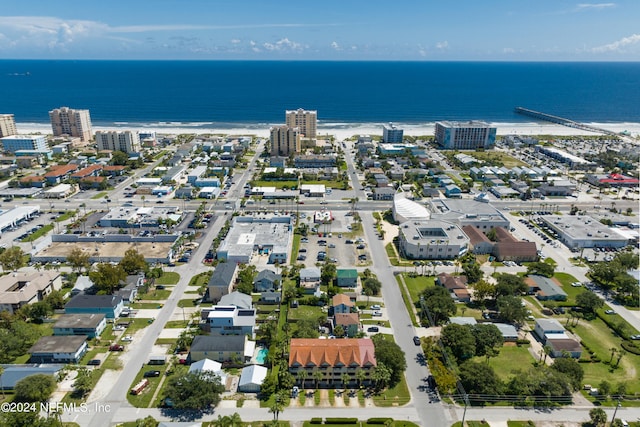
[435,41,448,50]
[576,3,616,10]
[230,39,241,44]
[592,33,640,52]
[503,47,515,54]
[263,38,307,52]
[330,41,341,51]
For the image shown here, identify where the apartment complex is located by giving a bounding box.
[95,130,141,154]
[270,125,300,156]
[0,114,18,137]
[49,107,93,142]
[435,120,496,149]
[382,123,403,143]
[285,108,317,139]
[0,135,48,153]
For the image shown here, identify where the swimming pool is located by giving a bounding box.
[255,348,269,364]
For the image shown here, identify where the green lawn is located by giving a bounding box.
[484,345,536,381]
[55,211,77,222]
[395,275,419,326]
[289,305,323,321]
[553,272,583,305]
[290,234,301,264]
[137,289,172,300]
[156,272,180,285]
[130,302,163,309]
[177,298,200,308]
[571,317,640,393]
[465,151,527,168]
[373,374,411,407]
[401,274,435,303]
[164,320,190,328]
[91,192,108,200]
[188,271,212,288]
[126,364,170,408]
[251,180,298,189]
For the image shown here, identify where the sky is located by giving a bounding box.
[0,0,638,61]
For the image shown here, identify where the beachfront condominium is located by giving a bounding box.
[435,120,497,150]
[382,123,404,143]
[285,108,317,139]
[270,126,301,157]
[95,130,141,154]
[0,114,18,137]
[0,135,48,153]
[49,107,93,142]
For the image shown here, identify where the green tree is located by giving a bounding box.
[110,150,129,166]
[371,334,406,387]
[0,320,43,363]
[461,256,483,284]
[497,295,528,324]
[459,360,502,397]
[0,246,26,272]
[472,323,504,359]
[333,325,345,338]
[441,324,476,362]
[89,263,127,294]
[575,290,604,316]
[67,248,91,274]
[119,248,148,275]
[371,363,392,389]
[495,273,527,297]
[321,263,337,287]
[72,369,94,398]
[362,277,382,296]
[472,279,495,304]
[551,357,584,391]
[614,251,639,270]
[14,374,57,403]
[268,392,287,421]
[135,416,158,427]
[26,300,52,321]
[164,371,224,410]
[589,407,607,427]
[526,261,555,278]
[420,286,456,326]
[292,318,320,338]
[236,265,257,295]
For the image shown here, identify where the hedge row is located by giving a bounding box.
[367,418,393,425]
[325,418,358,424]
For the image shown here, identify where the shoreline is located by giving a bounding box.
[14,120,640,140]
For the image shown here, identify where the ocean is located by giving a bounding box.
[1,60,639,128]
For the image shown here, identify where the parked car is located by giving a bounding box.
[367,326,379,332]
[413,336,421,346]
[143,370,161,378]
[88,359,101,366]
[605,310,616,315]
[109,344,125,351]
[371,304,381,310]
[122,335,133,342]
[372,311,382,317]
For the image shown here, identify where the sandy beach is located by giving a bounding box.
[15,121,640,141]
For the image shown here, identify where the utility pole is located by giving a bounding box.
[460,393,469,427]
[611,399,621,426]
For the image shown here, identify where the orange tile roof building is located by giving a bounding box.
[289,338,376,388]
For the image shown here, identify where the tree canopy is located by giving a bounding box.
[526,261,555,278]
[459,360,502,397]
[441,323,476,361]
[119,248,148,275]
[551,357,584,391]
[14,374,57,403]
[0,246,26,272]
[420,286,456,326]
[497,295,528,324]
[495,273,527,297]
[371,334,407,387]
[575,290,604,316]
[89,263,127,294]
[67,248,91,274]
[164,371,224,410]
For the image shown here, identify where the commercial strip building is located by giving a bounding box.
[540,215,629,249]
[49,106,93,142]
[435,120,496,149]
[98,206,182,228]
[216,215,292,264]
[429,199,510,231]
[0,205,40,234]
[535,146,596,170]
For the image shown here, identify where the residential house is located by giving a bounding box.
[188,335,249,363]
[44,164,78,185]
[65,294,124,319]
[204,305,256,337]
[53,313,107,338]
[188,358,229,391]
[336,269,358,288]
[238,365,268,393]
[28,335,88,364]
[0,364,65,390]
[533,319,565,341]
[254,270,281,292]
[533,319,582,358]
[526,275,568,301]
[289,338,377,388]
[331,294,354,315]
[494,323,519,342]
[299,267,321,294]
[259,291,282,304]
[333,313,360,337]
[206,262,238,303]
[219,291,252,309]
[444,184,462,198]
[436,273,471,303]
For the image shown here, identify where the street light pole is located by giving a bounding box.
[611,399,621,425]
[460,393,469,427]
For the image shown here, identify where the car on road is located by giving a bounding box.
[143,370,161,378]
[413,336,421,346]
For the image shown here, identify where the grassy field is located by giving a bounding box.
[91,192,108,200]
[373,374,411,407]
[571,317,640,393]
[465,151,527,168]
[137,289,172,300]
[289,305,323,321]
[484,345,537,381]
[553,272,584,305]
[56,211,77,222]
[251,180,297,189]
[155,272,180,285]
[401,274,436,303]
[395,275,419,326]
[188,271,212,288]
[291,234,301,264]
[22,224,54,242]
[126,363,170,408]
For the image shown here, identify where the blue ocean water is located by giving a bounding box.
[0,60,638,125]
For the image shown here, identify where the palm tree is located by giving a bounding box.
[228,412,242,427]
[141,195,146,207]
[296,369,308,389]
[615,350,626,368]
[341,373,350,390]
[609,347,618,364]
[268,391,286,421]
[356,369,367,389]
[312,369,323,389]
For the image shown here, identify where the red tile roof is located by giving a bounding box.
[289,338,376,368]
[44,164,78,178]
[334,313,359,326]
[332,294,354,308]
[71,164,103,178]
